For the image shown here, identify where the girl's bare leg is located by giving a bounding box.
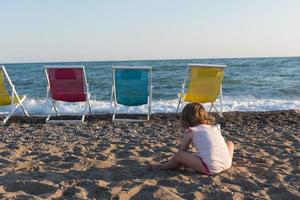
[150,150,208,174]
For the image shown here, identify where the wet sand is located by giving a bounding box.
[0,111,299,199]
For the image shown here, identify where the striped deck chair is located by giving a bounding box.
[111,66,153,121]
[44,66,92,123]
[0,65,29,124]
[176,64,226,116]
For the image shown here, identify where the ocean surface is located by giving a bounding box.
[1,57,300,115]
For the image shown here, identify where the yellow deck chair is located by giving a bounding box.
[176,64,226,116]
[0,66,29,124]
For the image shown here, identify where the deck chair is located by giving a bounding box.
[0,65,29,124]
[44,65,92,123]
[176,64,226,116]
[111,66,153,121]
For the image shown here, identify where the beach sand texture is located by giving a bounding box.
[0,111,299,199]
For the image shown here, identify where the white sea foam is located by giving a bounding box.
[0,97,299,116]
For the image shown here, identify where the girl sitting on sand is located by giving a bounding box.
[149,103,234,175]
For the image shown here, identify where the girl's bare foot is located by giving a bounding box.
[147,163,165,171]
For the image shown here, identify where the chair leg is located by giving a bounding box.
[46,115,51,122]
[209,103,213,111]
[81,114,86,123]
[147,98,151,121]
[80,101,89,123]
[3,104,19,124]
[88,102,92,115]
[18,97,29,117]
[111,95,119,121]
[212,104,223,117]
[20,104,29,117]
[3,99,29,124]
[219,97,224,117]
[54,106,59,116]
[147,103,150,121]
[112,104,117,120]
[3,115,11,124]
[220,84,223,113]
[176,98,182,113]
[52,100,59,116]
[46,105,55,123]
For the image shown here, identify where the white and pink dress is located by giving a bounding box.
[189,124,232,175]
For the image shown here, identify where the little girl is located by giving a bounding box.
[149,103,234,175]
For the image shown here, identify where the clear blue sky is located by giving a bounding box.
[1,0,300,63]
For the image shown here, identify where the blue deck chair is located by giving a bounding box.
[111,66,153,121]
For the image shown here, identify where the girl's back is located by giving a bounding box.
[190,124,232,174]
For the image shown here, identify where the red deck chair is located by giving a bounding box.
[44,66,91,123]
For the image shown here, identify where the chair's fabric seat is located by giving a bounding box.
[183,67,224,103]
[48,68,87,102]
[52,92,87,102]
[115,69,149,106]
[117,96,148,106]
[0,95,26,106]
[178,92,212,103]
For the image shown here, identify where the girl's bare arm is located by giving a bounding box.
[179,131,193,151]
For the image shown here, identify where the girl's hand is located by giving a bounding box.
[180,129,193,151]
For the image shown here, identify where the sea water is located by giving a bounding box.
[1,57,299,115]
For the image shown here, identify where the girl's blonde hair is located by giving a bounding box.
[181,103,215,128]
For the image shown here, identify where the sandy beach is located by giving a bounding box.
[0,110,299,199]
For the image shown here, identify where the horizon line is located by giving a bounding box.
[1,55,300,65]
